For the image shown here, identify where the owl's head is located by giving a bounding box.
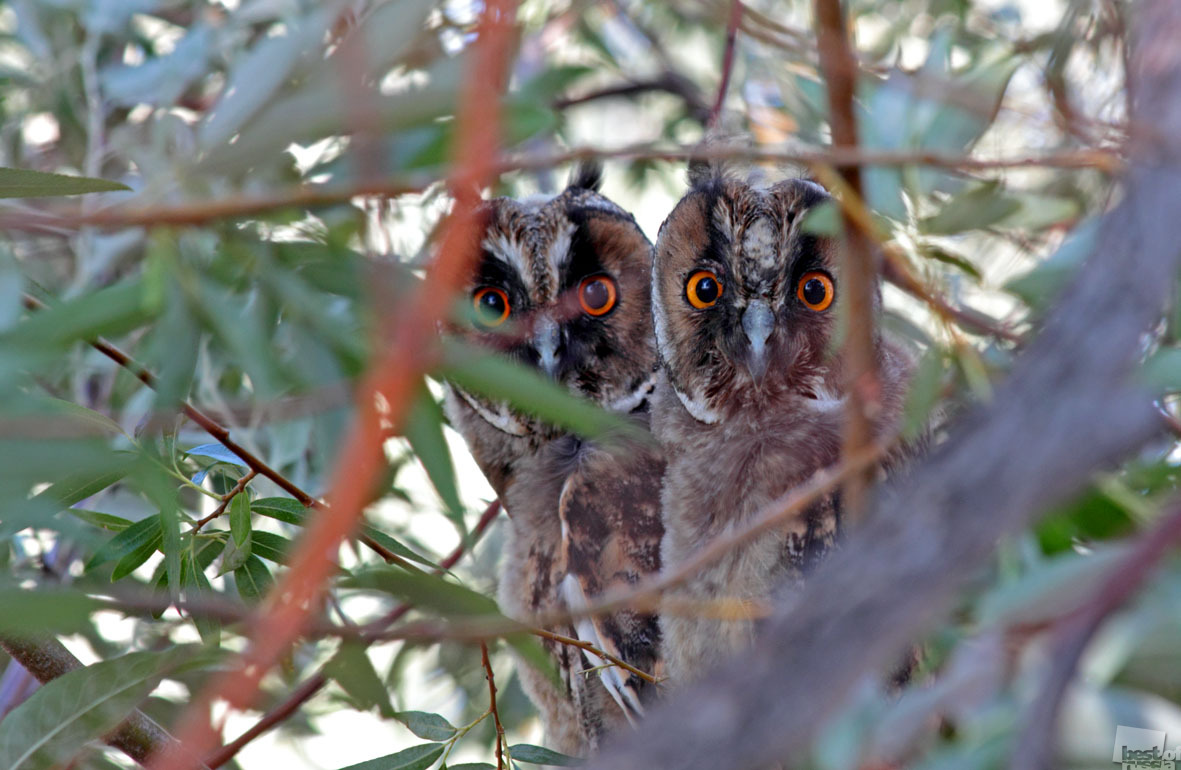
[449,164,658,437]
[653,172,847,424]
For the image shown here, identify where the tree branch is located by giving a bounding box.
[587,0,1181,766]
[481,642,505,770]
[0,636,190,769]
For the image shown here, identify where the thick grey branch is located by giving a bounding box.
[0,636,184,768]
[588,1,1181,768]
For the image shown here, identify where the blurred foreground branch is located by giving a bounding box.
[588,0,1181,767]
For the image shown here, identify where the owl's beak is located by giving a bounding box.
[742,300,774,381]
[532,315,562,379]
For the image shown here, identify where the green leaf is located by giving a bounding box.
[0,648,189,770]
[234,555,274,602]
[182,550,220,645]
[0,167,130,198]
[250,531,292,563]
[921,182,1021,235]
[447,765,497,770]
[336,743,445,770]
[1141,348,1181,393]
[64,509,132,532]
[218,529,252,576]
[31,455,135,512]
[342,568,500,618]
[394,711,456,741]
[229,493,252,546]
[10,279,153,349]
[252,496,307,525]
[403,386,465,526]
[798,200,841,236]
[507,744,584,766]
[436,340,642,442]
[87,516,162,571]
[505,634,563,692]
[325,641,395,718]
[0,588,102,635]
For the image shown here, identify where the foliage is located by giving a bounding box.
[0,0,1177,769]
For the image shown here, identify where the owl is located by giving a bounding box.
[442,164,665,754]
[649,166,914,685]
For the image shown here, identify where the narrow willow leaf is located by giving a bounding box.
[229,493,251,546]
[505,633,563,691]
[87,516,162,571]
[507,744,584,766]
[32,455,135,511]
[185,443,250,468]
[335,743,445,770]
[251,496,306,525]
[0,588,101,635]
[110,528,162,581]
[182,550,220,645]
[249,531,292,563]
[11,279,153,349]
[403,386,465,525]
[447,764,497,770]
[324,641,395,717]
[394,710,456,741]
[0,648,189,770]
[342,568,500,617]
[234,555,274,602]
[436,339,641,442]
[0,167,130,198]
[217,531,252,576]
[65,509,131,532]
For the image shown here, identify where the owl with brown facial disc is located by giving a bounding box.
[650,166,914,685]
[442,164,665,755]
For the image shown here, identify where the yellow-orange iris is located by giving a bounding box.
[686,270,722,309]
[796,272,834,312]
[578,275,618,316]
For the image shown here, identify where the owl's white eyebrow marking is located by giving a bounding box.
[546,219,575,273]
[651,259,721,424]
[482,232,532,292]
[604,372,657,414]
[452,385,530,436]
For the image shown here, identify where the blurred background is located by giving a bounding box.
[1,0,1174,769]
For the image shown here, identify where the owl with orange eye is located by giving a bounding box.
[649,166,915,685]
[443,164,665,755]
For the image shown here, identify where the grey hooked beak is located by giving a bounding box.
[741,300,774,381]
[533,315,561,379]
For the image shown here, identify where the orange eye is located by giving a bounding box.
[472,287,510,327]
[686,270,722,309]
[797,272,834,312]
[578,275,617,316]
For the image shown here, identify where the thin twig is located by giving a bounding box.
[708,0,743,130]
[480,642,505,770]
[814,0,878,524]
[1010,501,1181,770]
[529,628,659,684]
[203,499,503,769]
[193,471,257,531]
[0,146,1122,234]
[20,294,406,567]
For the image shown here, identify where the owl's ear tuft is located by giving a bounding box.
[688,131,744,189]
[569,161,604,192]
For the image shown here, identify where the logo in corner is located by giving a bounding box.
[1114,725,1176,769]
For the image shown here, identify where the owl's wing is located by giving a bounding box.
[557,442,664,726]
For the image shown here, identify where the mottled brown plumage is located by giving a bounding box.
[650,170,914,685]
[442,165,664,754]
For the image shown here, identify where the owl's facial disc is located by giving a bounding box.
[531,314,562,379]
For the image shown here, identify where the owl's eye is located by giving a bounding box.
[472,286,511,327]
[578,275,617,316]
[797,272,834,312]
[686,270,722,309]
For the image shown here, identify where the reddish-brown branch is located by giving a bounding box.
[203,499,503,768]
[813,0,878,523]
[193,471,257,531]
[150,1,519,765]
[481,642,505,770]
[708,0,744,130]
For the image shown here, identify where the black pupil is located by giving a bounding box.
[803,278,827,305]
[583,279,610,310]
[477,290,506,321]
[695,275,719,303]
